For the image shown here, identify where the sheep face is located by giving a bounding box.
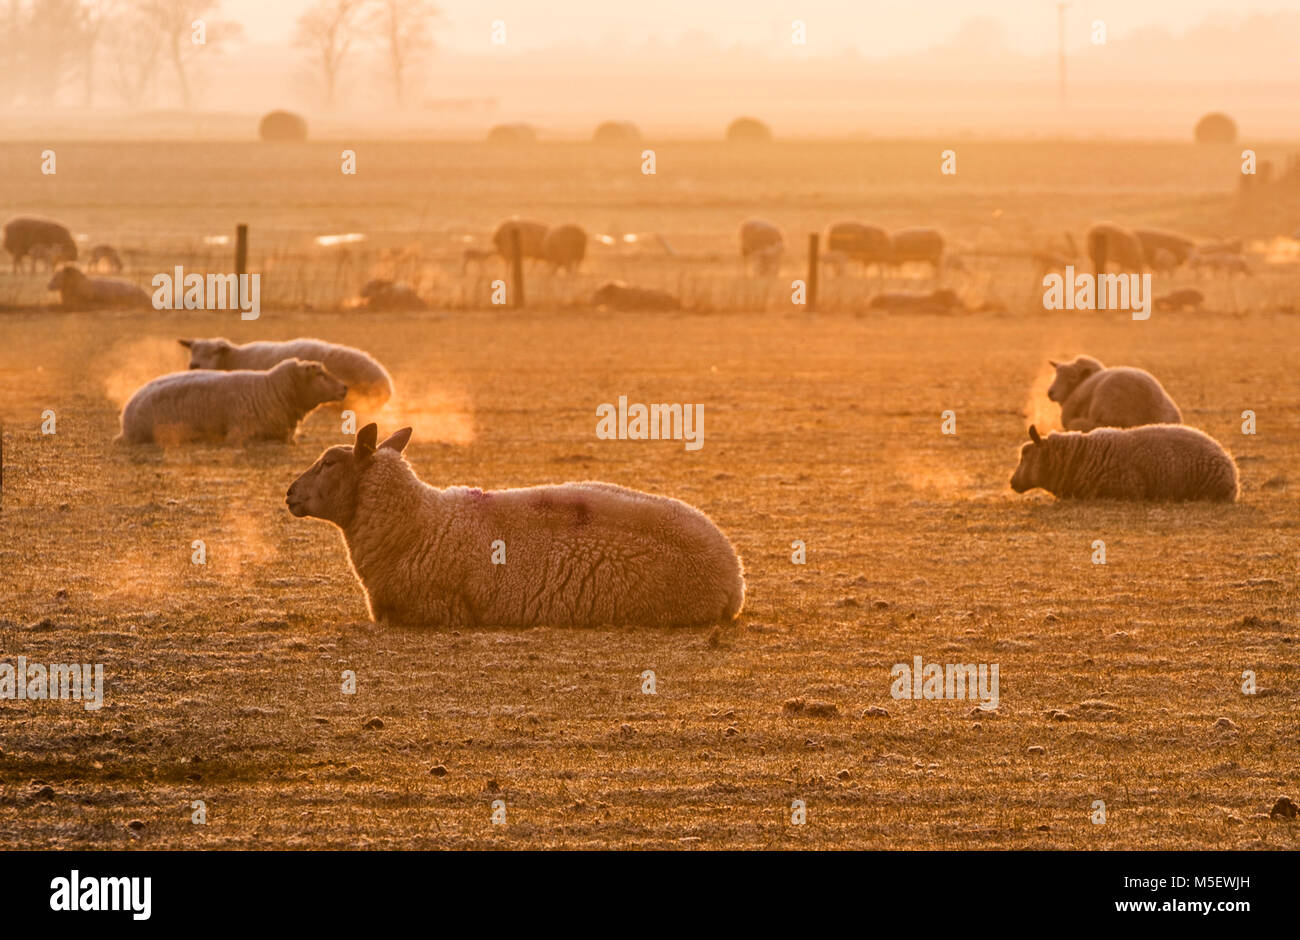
[181,338,235,370]
[285,359,348,408]
[287,424,413,525]
[47,265,87,294]
[1047,356,1104,403]
[1010,426,1047,494]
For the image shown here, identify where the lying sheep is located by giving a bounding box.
[1134,228,1196,268]
[888,227,945,273]
[1086,222,1144,274]
[1010,424,1238,502]
[359,278,427,310]
[1153,288,1205,312]
[179,337,393,410]
[47,265,150,308]
[824,221,892,271]
[492,219,549,263]
[591,280,680,311]
[119,359,347,445]
[87,244,123,273]
[544,223,587,272]
[868,288,964,314]
[285,424,747,628]
[4,216,77,271]
[739,218,783,274]
[1047,356,1182,431]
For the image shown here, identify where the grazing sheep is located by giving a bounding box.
[889,227,946,273]
[868,288,964,314]
[1153,288,1205,313]
[285,424,747,628]
[359,278,427,311]
[1086,222,1145,274]
[179,337,393,410]
[87,244,123,273]
[1134,228,1196,268]
[739,218,783,274]
[825,222,892,271]
[492,219,549,263]
[120,359,347,445]
[1197,238,1243,256]
[47,265,150,308]
[1046,356,1182,431]
[591,280,680,311]
[4,216,77,272]
[543,223,587,272]
[1010,424,1238,502]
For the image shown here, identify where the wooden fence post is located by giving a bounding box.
[510,227,526,308]
[806,232,819,312]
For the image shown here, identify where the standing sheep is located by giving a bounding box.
[824,221,892,272]
[1010,424,1238,502]
[286,424,747,629]
[543,224,587,272]
[1046,356,1182,430]
[4,217,77,272]
[119,359,347,445]
[492,219,549,263]
[87,244,124,273]
[1086,222,1145,274]
[179,337,393,410]
[888,227,946,273]
[47,265,150,308]
[739,218,783,275]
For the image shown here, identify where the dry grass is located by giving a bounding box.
[0,138,1297,849]
[0,305,1297,849]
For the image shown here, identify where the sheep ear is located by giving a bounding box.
[354,423,379,459]
[379,427,412,453]
[1048,359,1059,368]
[1029,425,1042,444]
[178,338,193,348]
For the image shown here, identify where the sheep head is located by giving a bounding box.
[1010,425,1047,494]
[287,424,413,526]
[182,337,236,370]
[1047,355,1104,403]
[276,358,348,410]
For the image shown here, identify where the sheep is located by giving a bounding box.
[888,227,946,273]
[591,280,680,311]
[1046,356,1182,431]
[87,244,123,273]
[868,288,964,314]
[1010,424,1238,502]
[178,337,393,410]
[1153,288,1205,313]
[1188,251,1252,276]
[824,222,892,271]
[543,223,587,272]
[492,219,549,263]
[119,359,347,445]
[739,218,783,274]
[1086,222,1145,274]
[47,265,150,308]
[4,216,77,272]
[285,424,747,628]
[1134,228,1196,268]
[359,278,427,311]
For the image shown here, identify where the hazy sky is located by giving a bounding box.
[226,0,1300,54]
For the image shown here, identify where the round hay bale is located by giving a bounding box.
[725,116,772,143]
[1194,112,1237,144]
[592,120,642,144]
[258,110,308,142]
[487,123,537,145]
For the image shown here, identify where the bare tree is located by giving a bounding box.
[365,0,439,108]
[105,1,161,106]
[295,0,364,110]
[76,0,118,106]
[136,0,239,108]
[27,0,82,105]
